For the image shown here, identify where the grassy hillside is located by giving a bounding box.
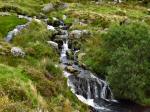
[0,0,150,111]
[0,18,89,111]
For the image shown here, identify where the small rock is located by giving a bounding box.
[0,12,10,16]
[42,3,54,13]
[0,45,3,49]
[65,66,78,74]
[33,16,41,23]
[79,22,87,26]
[47,25,56,31]
[147,9,150,14]
[62,15,67,20]
[11,47,25,57]
[52,17,58,21]
[47,41,58,49]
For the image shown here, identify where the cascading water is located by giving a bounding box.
[5,15,32,42]
[60,37,119,111]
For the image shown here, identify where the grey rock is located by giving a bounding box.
[11,47,25,57]
[65,66,78,74]
[0,12,11,16]
[47,41,58,49]
[42,3,54,13]
[70,30,82,39]
[69,30,90,39]
[47,25,56,31]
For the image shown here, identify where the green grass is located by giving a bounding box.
[0,15,27,38]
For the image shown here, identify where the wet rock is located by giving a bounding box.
[57,29,68,35]
[55,29,69,39]
[53,19,65,27]
[47,25,56,31]
[47,41,58,49]
[42,3,54,13]
[11,47,25,57]
[65,66,78,74]
[53,39,63,49]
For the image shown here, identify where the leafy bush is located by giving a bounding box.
[104,22,150,104]
[82,22,150,105]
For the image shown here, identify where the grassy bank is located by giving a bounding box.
[0,20,89,111]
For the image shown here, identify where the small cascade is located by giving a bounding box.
[60,40,69,64]
[5,15,32,42]
[87,79,92,99]
[5,24,27,42]
[60,38,116,111]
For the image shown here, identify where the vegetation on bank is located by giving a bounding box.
[0,20,89,111]
[81,22,150,105]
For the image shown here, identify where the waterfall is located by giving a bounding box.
[60,38,116,111]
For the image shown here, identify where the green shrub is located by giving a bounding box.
[82,22,150,105]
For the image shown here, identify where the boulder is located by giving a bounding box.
[47,41,58,49]
[11,47,25,57]
[42,3,54,13]
[69,30,90,39]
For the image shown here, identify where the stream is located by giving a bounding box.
[53,21,150,112]
[5,15,150,112]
